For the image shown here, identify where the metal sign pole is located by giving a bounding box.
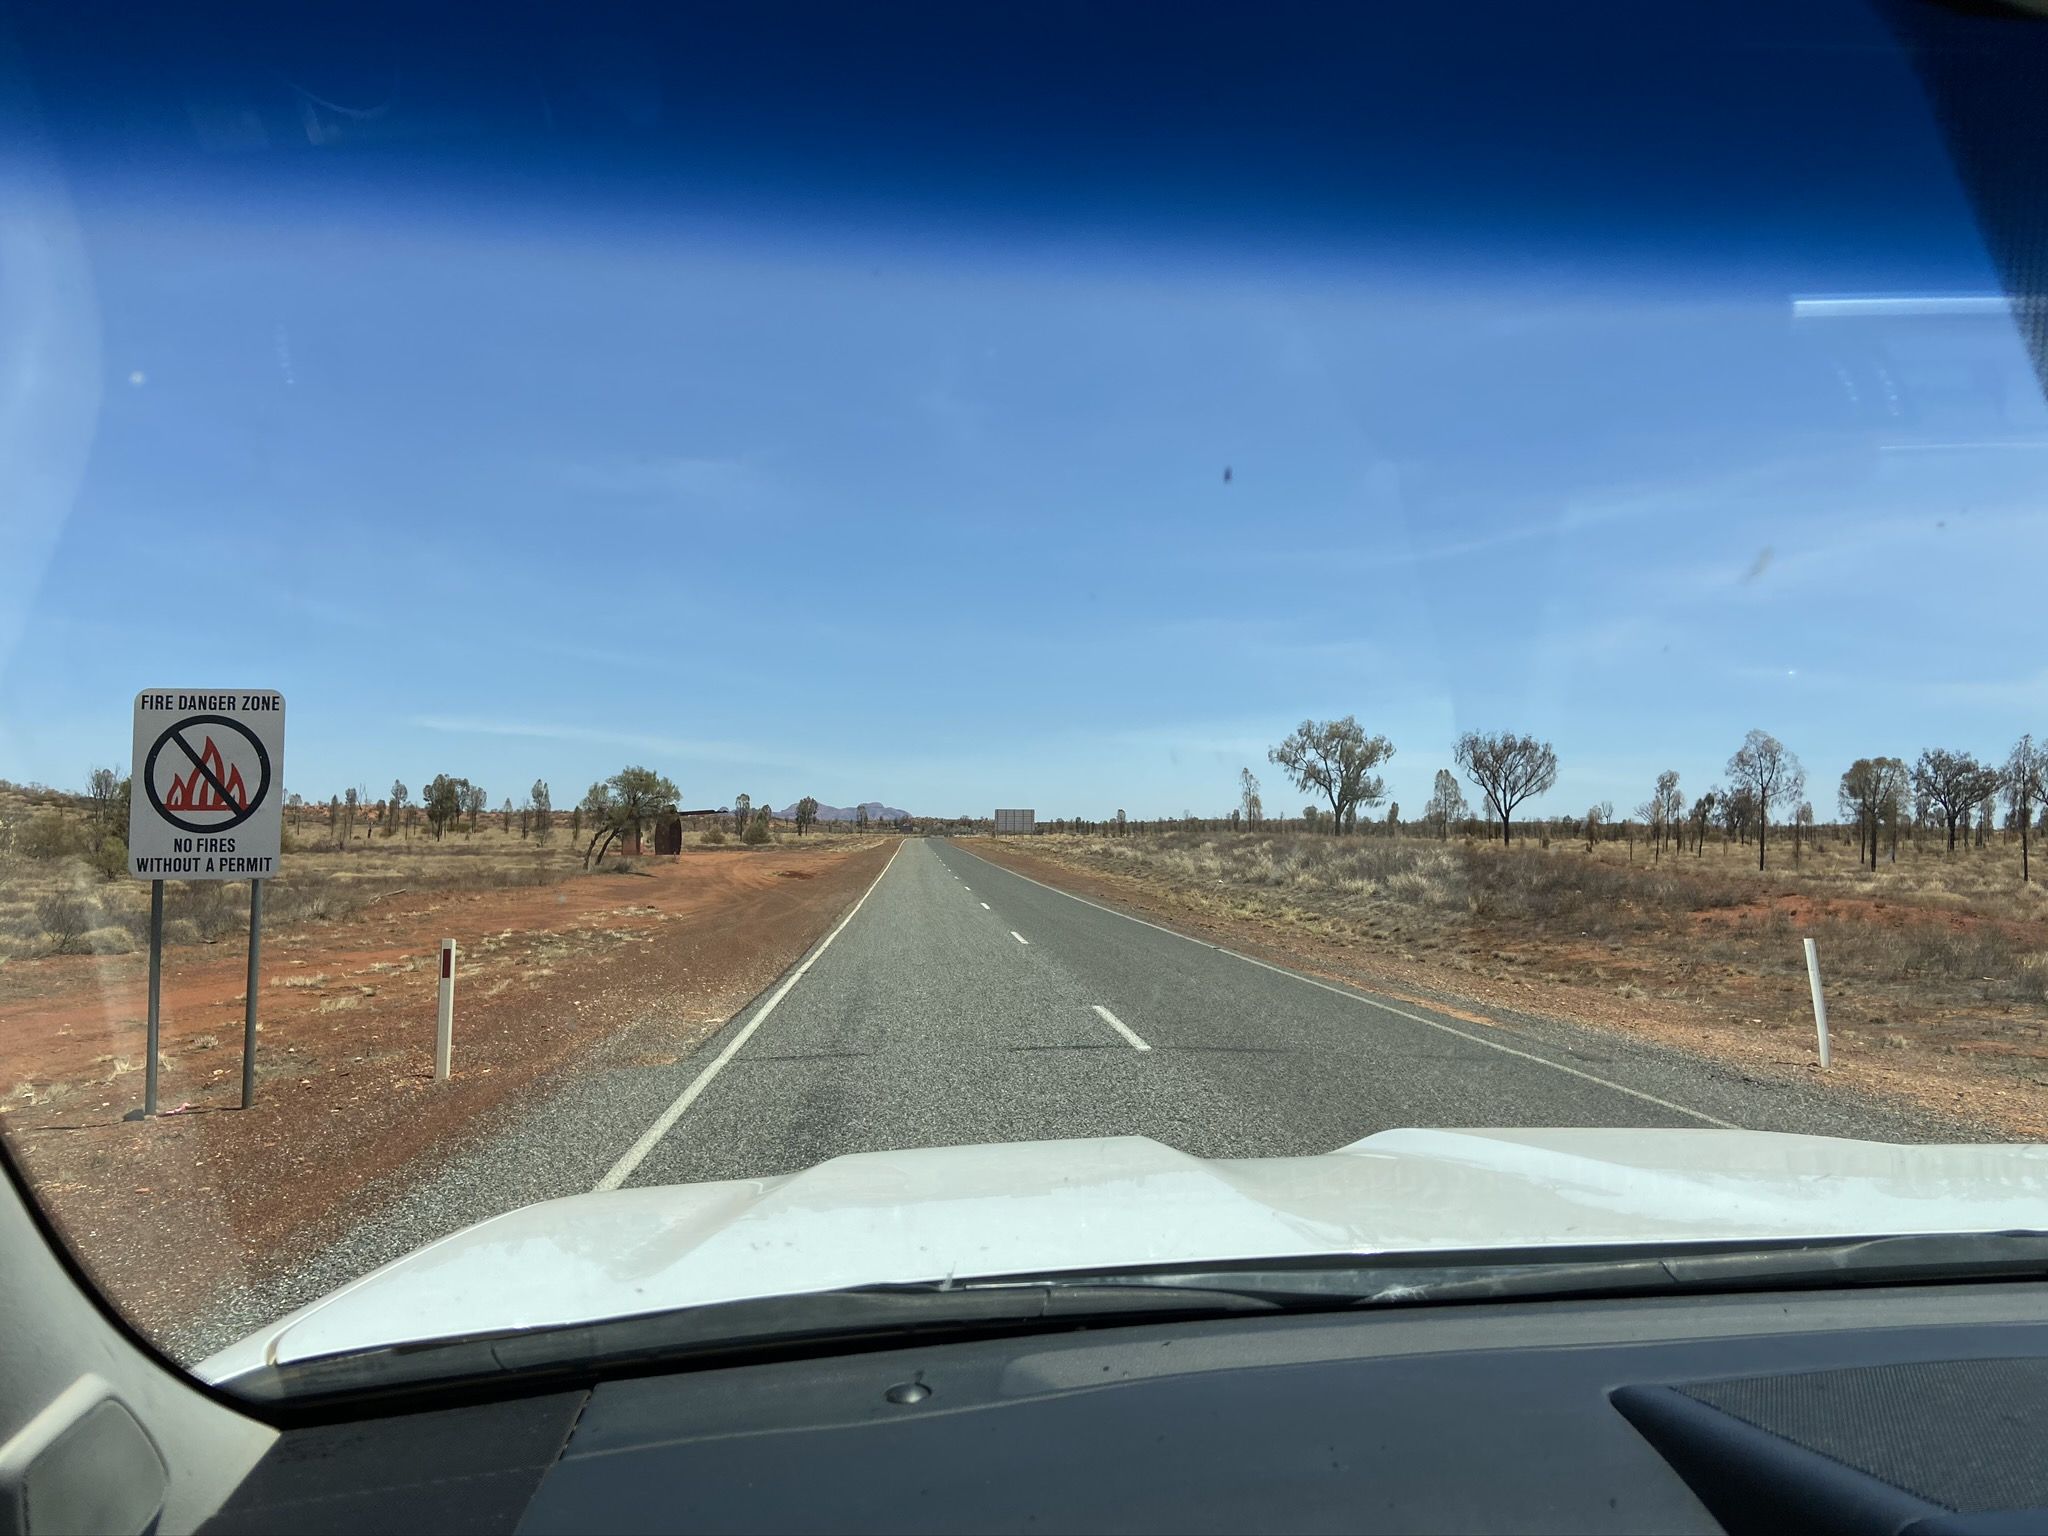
[144,879,164,1117]
[242,880,263,1108]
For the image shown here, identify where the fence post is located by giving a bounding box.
[1803,937,1831,1069]
[435,939,456,1081]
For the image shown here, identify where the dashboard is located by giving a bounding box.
[200,1283,2048,1534]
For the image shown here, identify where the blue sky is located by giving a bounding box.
[5,6,2048,823]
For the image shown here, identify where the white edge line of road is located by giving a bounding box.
[593,840,906,1192]
[1091,1003,1151,1052]
[948,843,1737,1130]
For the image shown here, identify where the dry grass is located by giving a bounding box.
[0,782,855,965]
[0,787,576,964]
[1025,827,2048,1020]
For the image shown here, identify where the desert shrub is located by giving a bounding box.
[82,925,135,955]
[36,893,92,954]
[266,874,334,926]
[741,818,771,846]
[2017,953,2048,1005]
[169,880,237,940]
[698,827,727,846]
[17,812,82,862]
[88,835,128,882]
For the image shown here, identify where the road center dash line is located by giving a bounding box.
[951,843,1734,1129]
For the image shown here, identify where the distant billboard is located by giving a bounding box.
[993,808,1035,835]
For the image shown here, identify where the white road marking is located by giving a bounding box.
[593,841,905,1192]
[981,902,990,910]
[1012,931,1030,945]
[1091,1004,1151,1052]
[949,846,1735,1129]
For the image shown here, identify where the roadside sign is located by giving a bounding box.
[129,690,285,880]
[993,808,1035,835]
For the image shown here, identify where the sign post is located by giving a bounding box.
[145,881,164,1117]
[129,690,285,1117]
[242,882,263,1108]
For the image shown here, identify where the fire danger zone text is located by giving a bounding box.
[130,689,286,882]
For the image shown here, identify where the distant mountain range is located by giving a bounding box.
[775,800,910,823]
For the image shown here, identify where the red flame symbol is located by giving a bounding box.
[164,736,248,813]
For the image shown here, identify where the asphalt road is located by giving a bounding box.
[610,838,1968,1191]
[177,835,1982,1360]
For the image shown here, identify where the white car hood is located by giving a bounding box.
[201,1128,2048,1383]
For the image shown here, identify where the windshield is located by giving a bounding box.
[3,0,2048,1389]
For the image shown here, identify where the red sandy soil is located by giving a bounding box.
[0,839,895,1341]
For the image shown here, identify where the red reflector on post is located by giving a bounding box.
[441,947,452,979]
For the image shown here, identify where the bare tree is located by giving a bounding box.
[1238,768,1262,828]
[1268,717,1394,834]
[1681,789,1709,855]
[1651,770,1683,859]
[1726,730,1804,871]
[1911,748,2001,853]
[1718,784,1757,845]
[1426,769,1466,840]
[84,767,120,833]
[1838,757,1905,871]
[2005,735,2046,884]
[579,782,614,863]
[531,780,553,843]
[1454,731,1558,846]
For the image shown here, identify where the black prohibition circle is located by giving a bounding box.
[142,714,272,835]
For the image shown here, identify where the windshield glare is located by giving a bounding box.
[2,0,2047,1389]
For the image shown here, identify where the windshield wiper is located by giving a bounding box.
[937,1231,2048,1309]
[237,1279,1289,1406]
[237,1232,2048,1407]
